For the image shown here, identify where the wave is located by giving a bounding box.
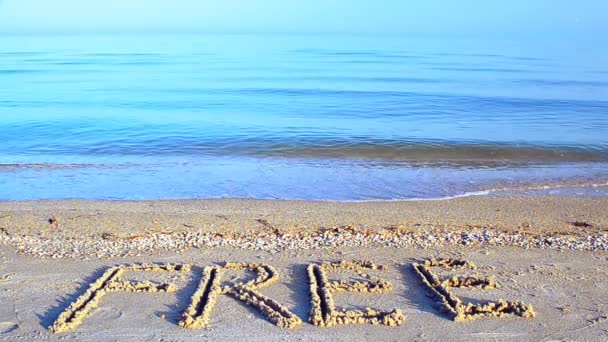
[322,179,608,202]
[514,79,608,87]
[241,142,608,163]
[1,139,607,164]
[428,66,525,73]
[0,69,45,74]
[0,163,135,170]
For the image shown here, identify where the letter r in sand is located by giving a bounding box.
[179,263,302,329]
[307,261,405,327]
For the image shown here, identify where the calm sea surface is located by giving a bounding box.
[1,33,607,200]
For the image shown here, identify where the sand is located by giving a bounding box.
[1,195,608,340]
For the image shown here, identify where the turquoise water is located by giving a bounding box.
[1,33,607,200]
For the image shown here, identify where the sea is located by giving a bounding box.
[1,33,607,200]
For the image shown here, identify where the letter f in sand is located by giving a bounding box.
[50,263,190,333]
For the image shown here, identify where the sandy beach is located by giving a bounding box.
[3,2,608,340]
[1,195,608,340]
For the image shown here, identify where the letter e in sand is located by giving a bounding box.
[307,261,405,327]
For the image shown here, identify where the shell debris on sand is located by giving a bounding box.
[1,224,607,260]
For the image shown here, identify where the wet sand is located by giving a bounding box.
[1,196,608,340]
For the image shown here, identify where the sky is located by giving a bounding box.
[0,0,607,35]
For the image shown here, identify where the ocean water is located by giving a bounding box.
[0,33,607,200]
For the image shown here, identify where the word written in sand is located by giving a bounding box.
[50,259,535,333]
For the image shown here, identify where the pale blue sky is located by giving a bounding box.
[0,0,606,35]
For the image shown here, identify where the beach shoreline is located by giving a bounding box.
[1,195,607,340]
[0,195,607,259]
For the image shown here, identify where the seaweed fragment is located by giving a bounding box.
[570,221,593,228]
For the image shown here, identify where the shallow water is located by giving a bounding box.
[0,33,607,200]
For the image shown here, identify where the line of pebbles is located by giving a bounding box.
[1,225,607,259]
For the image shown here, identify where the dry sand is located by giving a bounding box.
[0,196,607,340]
